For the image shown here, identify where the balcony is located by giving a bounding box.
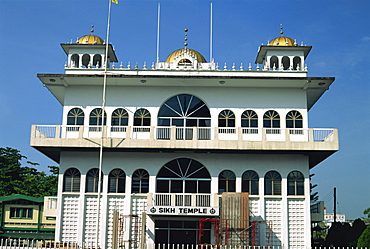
[30,125,338,167]
[146,193,220,216]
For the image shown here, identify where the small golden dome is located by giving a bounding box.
[165,48,207,63]
[77,35,104,44]
[268,36,296,46]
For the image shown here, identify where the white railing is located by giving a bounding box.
[0,239,367,249]
[153,193,211,207]
[33,125,336,143]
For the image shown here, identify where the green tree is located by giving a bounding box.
[357,225,370,248]
[362,207,370,221]
[0,147,58,197]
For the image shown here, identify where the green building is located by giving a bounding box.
[0,194,56,240]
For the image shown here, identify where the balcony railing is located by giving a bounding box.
[150,193,213,207]
[32,125,336,143]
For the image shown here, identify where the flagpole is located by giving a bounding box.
[156,2,161,62]
[96,0,113,247]
[210,2,213,62]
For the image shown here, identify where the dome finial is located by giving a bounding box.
[280,24,284,36]
[184,28,188,48]
[90,23,95,34]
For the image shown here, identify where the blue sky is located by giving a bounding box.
[0,0,369,220]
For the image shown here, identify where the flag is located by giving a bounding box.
[111,0,118,4]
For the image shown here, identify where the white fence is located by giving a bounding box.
[0,239,368,249]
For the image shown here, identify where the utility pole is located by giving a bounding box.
[333,187,337,223]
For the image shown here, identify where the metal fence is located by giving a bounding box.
[0,239,368,249]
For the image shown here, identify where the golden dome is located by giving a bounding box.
[268,36,296,46]
[77,35,104,44]
[165,48,207,63]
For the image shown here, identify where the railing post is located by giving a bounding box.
[214,127,219,141]
[31,125,36,139]
[126,125,131,140]
[79,125,84,138]
[191,193,196,206]
[238,127,242,141]
[171,126,176,141]
[171,193,176,206]
[308,128,314,142]
[150,126,155,140]
[262,128,267,142]
[55,125,61,138]
[285,128,290,142]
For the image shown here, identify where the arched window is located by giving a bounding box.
[178,58,192,66]
[93,54,102,68]
[293,56,301,70]
[282,56,290,70]
[82,54,90,68]
[67,108,84,125]
[287,171,304,195]
[263,110,280,133]
[270,56,278,70]
[112,108,128,126]
[242,170,259,195]
[264,171,281,195]
[86,168,103,193]
[134,109,151,126]
[158,94,210,127]
[156,158,211,194]
[89,108,107,126]
[132,169,149,193]
[71,54,79,68]
[241,110,258,127]
[218,170,236,193]
[108,169,126,193]
[63,168,81,192]
[218,110,235,127]
[286,111,303,129]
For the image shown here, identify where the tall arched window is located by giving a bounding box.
[93,54,102,68]
[218,110,235,127]
[264,171,281,195]
[293,56,301,70]
[63,168,81,192]
[82,54,90,68]
[156,158,211,194]
[282,56,290,70]
[108,169,126,193]
[218,170,236,193]
[286,111,303,129]
[112,108,128,126]
[86,168,103,193]
[89,108,107,126]
[67,108,84,125]
[242,170,259,195]
[132,169,149,193]
[134,109,151,126]
[263,110,280,133]
[270,56,278,70]
[287,171,304,195]
[71,54,79,68]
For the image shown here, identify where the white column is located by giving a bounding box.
[304,176,311,248]
[281,177,288,249]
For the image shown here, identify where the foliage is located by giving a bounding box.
[362,207,370,221]
[310,173,319,204]
[357,224,370,247]
[0,147,59,197]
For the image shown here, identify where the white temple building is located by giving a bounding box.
[31,27,338,248]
